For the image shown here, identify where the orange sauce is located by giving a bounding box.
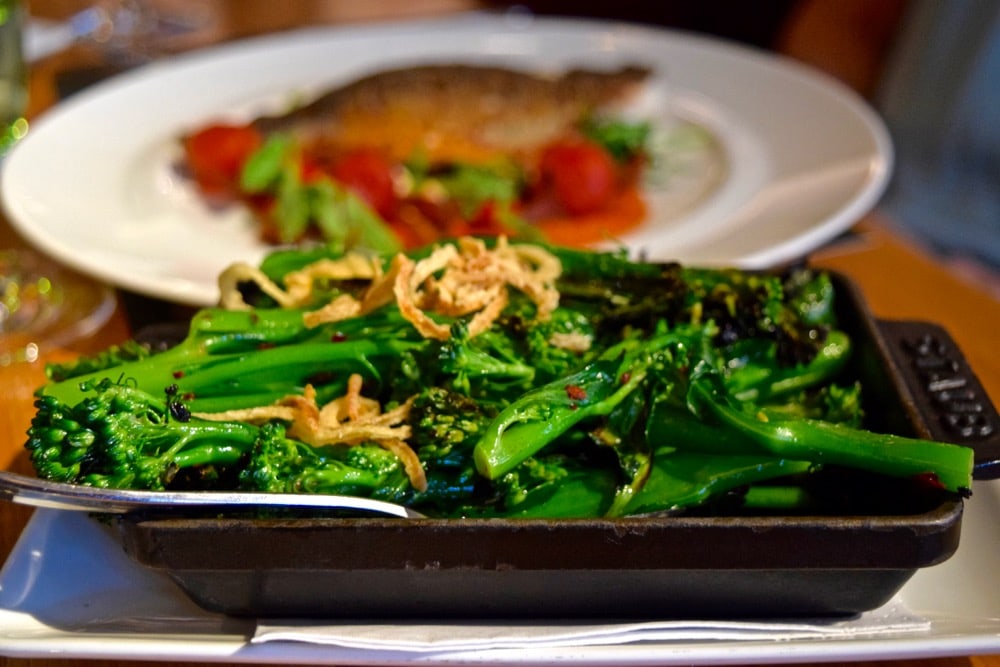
[534,186,647,248]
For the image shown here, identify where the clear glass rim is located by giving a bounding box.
[0,247,117,365]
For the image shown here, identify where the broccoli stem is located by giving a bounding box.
[169,339,416,406]
[624,451,814,515]
[472,327,703,481]
[473,356,646,479]
[487,467,620,518]
[687,369,974,492]
[726,330,852,402]
[293,467,391,494]
[741,485,814,510]
[41,307,423,412]
[155,421,261,468]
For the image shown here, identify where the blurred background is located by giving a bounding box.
[20,0,1000,297]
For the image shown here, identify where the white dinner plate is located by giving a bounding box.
[1,13,891,306]
[1,479,998,663]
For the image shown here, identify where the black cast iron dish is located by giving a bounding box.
[62,274,1000,619]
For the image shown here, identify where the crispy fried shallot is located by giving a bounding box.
[195,376,426,491]
[206,238,563,491]
[218,252,382,310]
[392,236,560,340]
[218,236,562,342]
[548,331,594,352]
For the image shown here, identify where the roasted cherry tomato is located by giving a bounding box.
[537,139,618,215]
[183,124,262,195]
[330,148,399,219]
[299,154,327,184]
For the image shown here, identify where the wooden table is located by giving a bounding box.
[2,2,998,665]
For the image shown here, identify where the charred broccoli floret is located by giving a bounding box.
[27,378,264,490]
[23,238,975,518]
[240,425,410,497]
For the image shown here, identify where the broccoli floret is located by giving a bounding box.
[409,386,493,457]
[240,426,409,497]
[784,268,836,327]
[521,308,596,382]
[552,256,833,368]
[27,378,264,490]
[760,381,865,427]
[433,322,535,400]
[28,376,424,498]
[402,386,495,514]
[680,268,828,365]
[46,340,153,383]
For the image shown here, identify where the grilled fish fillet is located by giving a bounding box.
[252,63,651,165]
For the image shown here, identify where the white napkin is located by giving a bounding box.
[253,599,929,652]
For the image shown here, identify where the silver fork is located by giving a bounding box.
[0,470,424,518]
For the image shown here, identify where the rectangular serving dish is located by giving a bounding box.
[114,273,1000,619]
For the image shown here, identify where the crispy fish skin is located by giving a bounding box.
[251,63,651,164]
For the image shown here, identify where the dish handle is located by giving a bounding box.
[874,319,1000,480]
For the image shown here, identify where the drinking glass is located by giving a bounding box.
[1,0,28,153]
[25,0,218,67]
[1,0,118,475]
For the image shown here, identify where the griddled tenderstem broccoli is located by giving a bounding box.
[25,240,974,517]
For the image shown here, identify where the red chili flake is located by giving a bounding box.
[619,372,631,384]
[331,331,348,342]
[172,370,185,379]
[257,342,276,350]
[912,472,945,490]
[182,392,196,401]
[565,384,587,401]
